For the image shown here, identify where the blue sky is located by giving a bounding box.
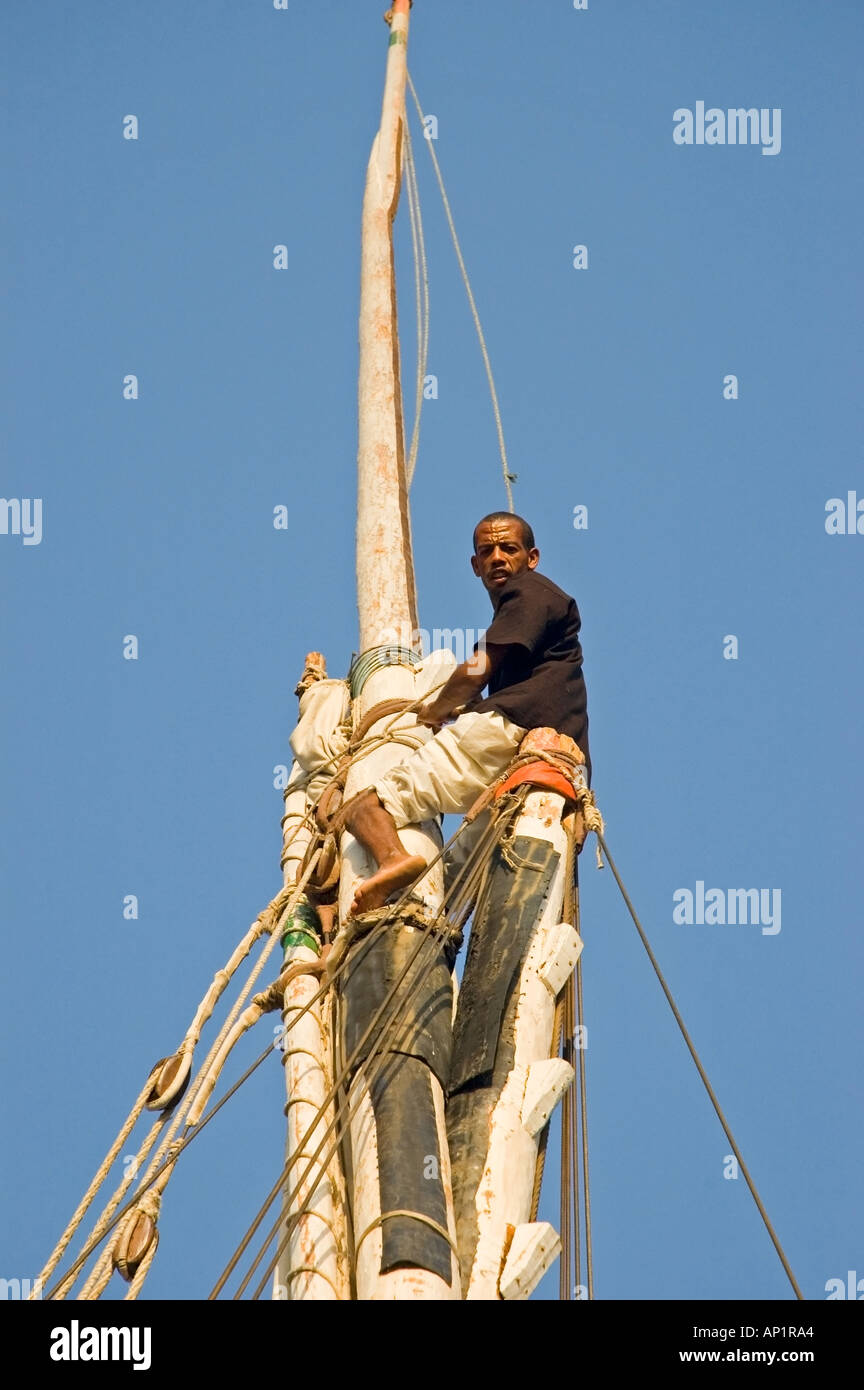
[2,0,861,1302]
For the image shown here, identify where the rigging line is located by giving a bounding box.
[403,114,430,487]
[564,819,582,1301]
[232,804,518,1300]
[246,806,513,1302]
[543,991,564,1276]
[29,1071,157,1298]
[567,972,583,1298]
[56,863,395,1303]
[283,681,463,874]
[45,687,456,1297]
[42,1032,282,1300]
[208,738,502,1299]
[208,796,514,1299]
[406,72,514,514]
[573,878,593,1300]
[558,817,573,1297]
[65,874,400,1302]
[247,811,511,1295]
[291,673,455,814]
[37,851,321,1296]
[237,805,512,1300]
[595,830,805,1302]
[52,897,392,1302]
[544,990,564,1295]
[51,853,322,1301]
[560,1017,571,1300]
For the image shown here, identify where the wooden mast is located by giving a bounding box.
[355,0,418,653]
[338,0,460,1300]
[275,2,580,1304]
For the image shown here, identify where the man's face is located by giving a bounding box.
[471,519,539,596]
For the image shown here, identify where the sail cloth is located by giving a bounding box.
[288,649,462,806]
[288,677,352,805]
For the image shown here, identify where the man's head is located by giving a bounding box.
[471,512,539,595]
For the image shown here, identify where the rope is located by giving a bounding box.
[560,973,573,1301]
[29,1070,158,1297]
[559,816,579,1299]
[88,859,322,1298]
[531,993,563,1225]
[45,858,321,1300]
[573,876,593,1299]
[306,680,453,836]
[44,1032,284,1299]
[407,72,514,513]
[278,1264,344,1300]
[596,829,804,1302]
[353,1209,457,1257]
[246,795,522,1300]
[77,1246,114,1302]
[236,808,510,1300]
[207,725,501,1298]
[212,800,518,1299]
[123,1232,159,1302]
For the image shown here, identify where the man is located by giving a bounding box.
[345,512,591,915]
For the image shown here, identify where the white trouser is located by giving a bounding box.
[374,709,527,829]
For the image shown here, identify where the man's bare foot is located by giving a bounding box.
[350,852,428,917]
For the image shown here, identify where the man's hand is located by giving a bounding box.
[414,646,507,732]
[415,700,449,731]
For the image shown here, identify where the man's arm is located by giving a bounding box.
[415,644,508,728]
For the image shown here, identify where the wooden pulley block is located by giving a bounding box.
[301,832,341,894]
[313,833,340,892]
[113,1210,157,1282]
[315,781,344,833]
[144,1050,192,1112]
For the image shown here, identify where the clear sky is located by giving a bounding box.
[2,0,861,1303]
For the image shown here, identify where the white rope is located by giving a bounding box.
[53,863,320,1299]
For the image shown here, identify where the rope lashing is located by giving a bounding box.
[353,1209,457,1259]
[572,786,605,871]
[294,675,454,845]
[243,804,523,1301]
[503,738,605,870]
[214,809,510,1300]
[294,651,328,697]
[313,699,416,836]
[460,729,607,869]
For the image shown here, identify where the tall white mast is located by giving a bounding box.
[356,0,418,652]
[339,0,460,1300]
